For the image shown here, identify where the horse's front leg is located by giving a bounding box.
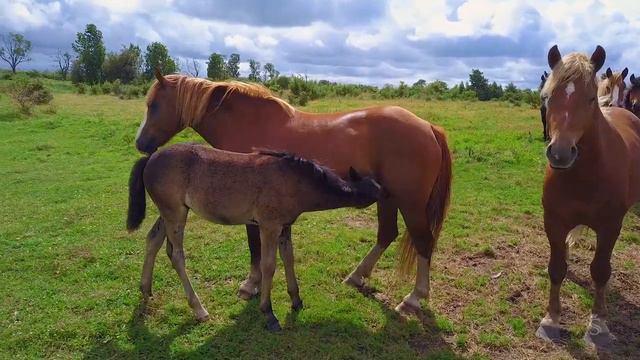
[536,216,571,342]
[278,226,303,311]
[259,224,282,331]
[238,224,261,300]
[584,221,621,347]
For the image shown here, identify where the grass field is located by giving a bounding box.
[1,79,639,359]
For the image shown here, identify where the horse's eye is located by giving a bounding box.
[590,97,597,103]
[149,101,159,114]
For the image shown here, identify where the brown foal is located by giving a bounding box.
[126,143,382,331]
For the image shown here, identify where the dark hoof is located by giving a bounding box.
[266,318,282,332]
[292,300,304,312]
[536,325,562,343]
[584,330,614,348]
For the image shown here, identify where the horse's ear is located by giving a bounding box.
[606,67,613,79]
[632,74,638,85]
[349,167,362,181]
[155,67,166,86]
[548,45,562,69]
[590,45,606,73]
[622,67,629,80]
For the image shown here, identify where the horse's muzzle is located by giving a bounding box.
[546,143,578,169]
[136,137,158,155]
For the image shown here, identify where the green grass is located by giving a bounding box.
[1,78,639,359]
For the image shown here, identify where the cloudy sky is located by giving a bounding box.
[1,0,639,88]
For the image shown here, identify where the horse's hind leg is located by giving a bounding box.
[344,200,398,288]
[278,226,302,311]
[395,207,433,314]
[584,222,621,346]
[165,208,209,322]
[238,224,262,300]
[140,217,166,301]
[536,218,570,342]
[258,224,282,331]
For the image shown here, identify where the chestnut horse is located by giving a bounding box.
[624,73,640,117]
[135,71,452,314]
[537,45,640,346]
[597,67,628,107]
[127,143,382,330]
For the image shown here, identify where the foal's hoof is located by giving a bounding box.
[343,274,364,288]
[395,300,421,315]
[196,310,210,323]
[584,316,614,348]
[238,282,259,300]
[292,299,304,312]
[266,318,282,332]
[536,325,562,343]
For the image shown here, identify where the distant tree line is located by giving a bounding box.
[0,26,540,107]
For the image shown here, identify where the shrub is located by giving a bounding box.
[89,85,100,95]
[125,86,140,98]
[111,79,122,95]
[76,83,86,94]
[101,81,112,94]
[8,78,53,114]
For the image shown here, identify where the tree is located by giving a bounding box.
[0,33,32,73]
[248,59,261,82]
[226,53,240,79]
[468,69,490,101]
[206,53,227,80]
[54,50,72,80]
[72,24,105,84]
[489,81,503,100]
[412,79,426,88]
[262,62,279,82]
[102,44,142,83]
[143,42,177,79]
[185,58,201,77]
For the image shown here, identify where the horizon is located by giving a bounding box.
[1,0,639,89]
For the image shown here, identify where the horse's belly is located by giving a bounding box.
[185,193,254,225]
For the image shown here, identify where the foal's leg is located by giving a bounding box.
[584,223,621,346]
[165,210,209,322]
[278,226,303,311]
[258,224,282,331]
[395,207,434,314]
[238,224,262,300]
[140,217,166,301]
[344,200,398,287]
[536,219,571,342]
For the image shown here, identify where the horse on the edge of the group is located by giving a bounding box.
[127,143,382,331]
[539,70,550,141]
[134,70,452,314]
[597,66,628,107]
[537,45,640,347]
[624,73,640,118]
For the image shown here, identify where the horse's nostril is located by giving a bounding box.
[571,146,577,156]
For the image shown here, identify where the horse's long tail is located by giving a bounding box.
[398,125,452,275]
[127,157,150,232]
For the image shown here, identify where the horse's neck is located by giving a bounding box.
[192,94,294,151]
[575,110,610,167]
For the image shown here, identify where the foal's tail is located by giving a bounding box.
[127,157,150,232]
[398,125,452,275]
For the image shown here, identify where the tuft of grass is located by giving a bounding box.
[508,317,526,337]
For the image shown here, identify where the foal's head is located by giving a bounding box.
[626,74,640,116]
[346,167,384,207]
[597,67,628,107]
[541,45,606,169]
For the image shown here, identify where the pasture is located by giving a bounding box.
[1,79,639,359]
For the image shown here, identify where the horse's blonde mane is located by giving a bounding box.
[147,75,295,127]
[597,70,626,106]
[541,53,596,99]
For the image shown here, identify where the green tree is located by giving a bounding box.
[103,44,143,83]
[489,81,503,100]
[248,59,261,82]
[207,53,227,80]
[72,24,105,84]
[144,42,177,79]
[468,69,490,101]
[412,79,426,88]
[262,62,279,82]
[0,33,32,73]
[225,53,240,79]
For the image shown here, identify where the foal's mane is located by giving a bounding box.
[541,53,597,99]
[148,75,295,127]
[259,150,357,196]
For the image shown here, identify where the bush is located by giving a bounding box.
[9,78,53,114]
[76,83,86,94]
[125,86,140,98]
[89,85,100,95]
[111,79,122,95]
[101,81,112,94]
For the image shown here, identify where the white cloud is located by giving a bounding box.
[345,31,386,50]
[0,0,61,31]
